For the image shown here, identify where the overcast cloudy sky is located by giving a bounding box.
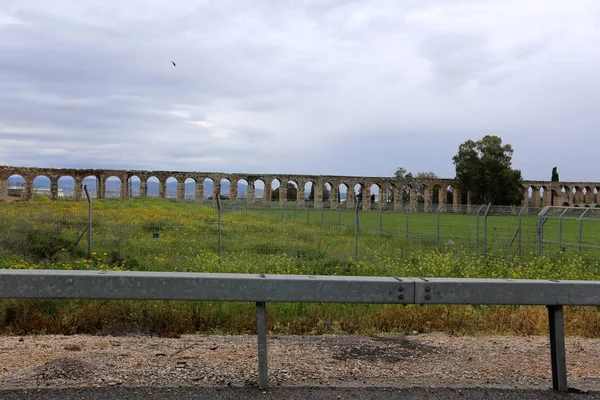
[1,0,599,181]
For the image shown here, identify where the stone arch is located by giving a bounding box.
[338,183,349,207]
[183,178,196,200]
[353,183,364,201]
[551,189,559,206]
[82,175,98,199]
[219,178,231,200]
[147,176,160,198]
[401,183,412,207]
[286,180,299,201]
[6,174,26,200]
[33,175,51,198]
[202,177,214,199]
[254,179,265,199]
[270,178,281,201]
[369,183,380,208]
[324,182,332,202]
[418,182,426,206]
[584,186,593,204]
[432,184,441,205]
[237,179,248,199]
[165,177,178,199]
[560,186,569,206]
[572,186,582,204]
[105,176,122,199]
[304,181,315,202]
[127,175,141,198]
[57,175,75,200]
[594,187,599,204]
[445,185,454,205]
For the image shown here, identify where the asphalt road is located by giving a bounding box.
[1,387,598,400]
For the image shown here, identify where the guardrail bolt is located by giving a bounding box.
[398,294,404,300]
[425,286,431,292]
[424,294,431,300]
[399,287,404,292]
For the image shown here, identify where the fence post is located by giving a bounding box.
[475,204,485,250]
[548,305,568,392]
[216,194,222,262]
[578,208,589,252]
[405,209,409,240]
[84,185,92,258]
[436,205,443,244]
[256,301,268,389]
[537,207,550,256]
[557,208,569,251]
[483,203,492,255]
[354,196,360,261]
[517,206,527,255]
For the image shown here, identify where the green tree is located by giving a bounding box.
[452,135,523,205]
[551,167,559,182]
[286,182,297,201]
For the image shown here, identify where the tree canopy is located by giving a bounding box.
[551,166,559,182]
[452,135,523,206]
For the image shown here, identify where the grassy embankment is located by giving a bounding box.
[0,198,599,337]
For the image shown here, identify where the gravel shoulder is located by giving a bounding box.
[0,333,599,393]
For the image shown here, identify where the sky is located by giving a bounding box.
[1,0,600,182]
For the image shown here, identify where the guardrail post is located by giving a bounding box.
[548,305,568,392]
[256,301,268,389]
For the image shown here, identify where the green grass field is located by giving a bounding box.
[0,198,599,337]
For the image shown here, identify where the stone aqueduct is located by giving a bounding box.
[1,166,599,210]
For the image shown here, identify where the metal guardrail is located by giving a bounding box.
[2,270,599,392]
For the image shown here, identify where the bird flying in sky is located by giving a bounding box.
[172,61,176,67]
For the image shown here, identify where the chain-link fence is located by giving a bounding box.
[3,197,597,273]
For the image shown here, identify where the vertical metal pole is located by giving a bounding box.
[354,197,360,261]
[547,305,568,392]
[476,209,480,250]
[483,203,491,255]
[577,208,590,252]
[256,302,268,389]
[216,193,222,261]
[436,205,441,244]
[557,208,569,251]
[84,185,92,258]
[518,206,525,255]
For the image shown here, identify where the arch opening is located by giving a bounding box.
[202,178,214,200]
[254,180,265,199]
[147,176,159,198]
[237,179,248,199]
[184,178,196,200]
[165,177,178,199]
[105,176,122,199]
[128,176,141,198]
[7,174,25,199]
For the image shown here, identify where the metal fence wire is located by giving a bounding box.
[3,197,593,266]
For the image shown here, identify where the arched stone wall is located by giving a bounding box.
[2,166,599,209]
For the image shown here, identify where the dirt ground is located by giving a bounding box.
[1,333,599,391]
